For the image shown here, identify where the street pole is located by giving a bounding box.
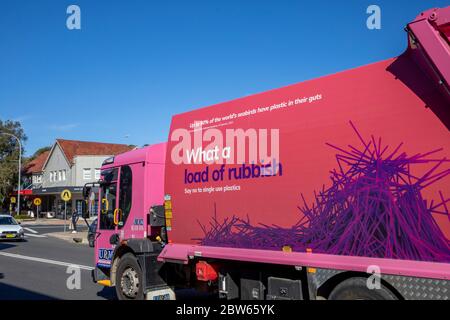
[64,201,67,232]
[1,132,22,216]
[18,146,21,216]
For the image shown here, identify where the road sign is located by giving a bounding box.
[60,190,72,233]
[10,197,16,204]
[61,189,72,202]
[33,198,42,206]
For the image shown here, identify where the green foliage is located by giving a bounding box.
[30,146,51,159]
[0,119,27,208]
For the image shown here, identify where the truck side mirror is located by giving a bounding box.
[81,201,90,219]
[82,186,91,199]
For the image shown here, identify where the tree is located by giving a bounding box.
[0,119,27,210]
[32,146,51,158]
[23,146,51,169]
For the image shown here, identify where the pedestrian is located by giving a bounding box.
[71,208,79,234]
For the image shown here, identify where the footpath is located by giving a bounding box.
[47,231,89,245]
[20,218,93,245]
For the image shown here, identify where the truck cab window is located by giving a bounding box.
[118,165,132,228]
[99,168,118,230]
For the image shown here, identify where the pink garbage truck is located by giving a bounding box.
[84,6,450,300]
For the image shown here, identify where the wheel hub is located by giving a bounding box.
[120,267,140,298]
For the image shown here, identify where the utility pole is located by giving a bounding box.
[1,132,22,216]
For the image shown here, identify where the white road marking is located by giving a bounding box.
[24,227,38,234]
[0,252,94,271]
[22,226,63,228]
[24,233,47,238]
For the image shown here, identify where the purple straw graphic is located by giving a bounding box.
[197,122,450,263]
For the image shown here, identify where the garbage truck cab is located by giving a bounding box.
[87,143,171,299]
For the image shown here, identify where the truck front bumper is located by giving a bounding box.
[92,266,110,284]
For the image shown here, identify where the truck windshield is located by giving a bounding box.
[102,168,118,183]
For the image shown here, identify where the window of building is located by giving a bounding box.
[58,170,62,181]
[50,172,53,182]
[76,200,83,215]
[62,170,66,181]
[83,168,91,180]
[34,175,42,184]
[94,169,101,180]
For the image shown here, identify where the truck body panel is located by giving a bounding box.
[164,8,450,265]
[164,54,450,263]
[91,6,450,300]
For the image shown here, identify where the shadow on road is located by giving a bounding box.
[97,286,117,300]
[0,243,56,300]
[0,282,58,300]
[0,242,18,251]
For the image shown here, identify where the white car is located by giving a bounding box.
[0,214,25,241]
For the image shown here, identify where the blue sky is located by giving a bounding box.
[1,0,448,156]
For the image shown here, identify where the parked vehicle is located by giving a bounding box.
[0,215,24,241]
[85,7,450,300]
[87,218,98,247]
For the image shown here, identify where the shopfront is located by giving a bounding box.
[31,186,95,218]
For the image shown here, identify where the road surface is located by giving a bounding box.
[0,224,115,300]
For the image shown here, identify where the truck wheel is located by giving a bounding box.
[328,277,397,300]
[115,253,144,300]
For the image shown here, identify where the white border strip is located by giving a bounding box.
[0,252,94,270]
[24,227,38,234]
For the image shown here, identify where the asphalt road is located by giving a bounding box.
[0,224,115,300]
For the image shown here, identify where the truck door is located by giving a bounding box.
[116,163,145,239]
[95,167,119,268]
[117,165,133,236]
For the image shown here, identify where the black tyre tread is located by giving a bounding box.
[115,253,144,300]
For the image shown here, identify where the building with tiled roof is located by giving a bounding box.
[50,139,134,165]
[25,150,50,175]
[31,139,135,218]
[23,150,51,190]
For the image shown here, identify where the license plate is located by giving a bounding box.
[6,234,15,238]
[152,293,170,300]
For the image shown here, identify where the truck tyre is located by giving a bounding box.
[115,253,144,300]
[328,277,397,300]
